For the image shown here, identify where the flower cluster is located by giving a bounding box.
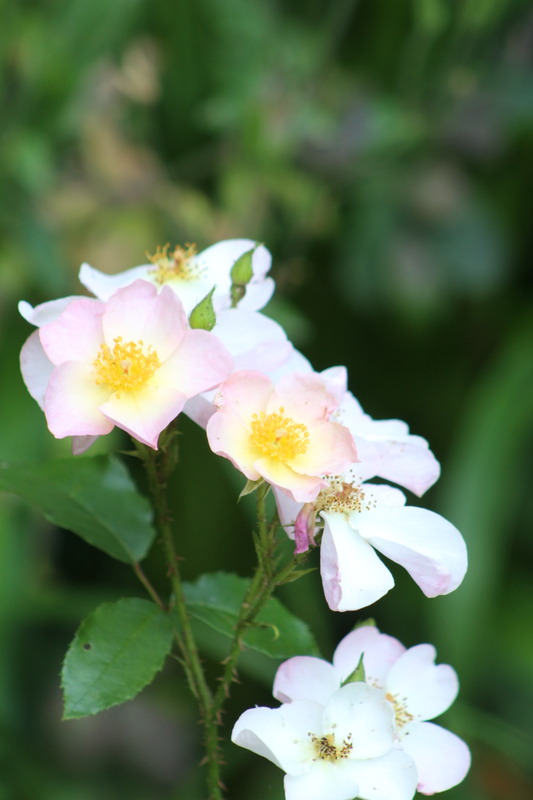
[233,625,471,800]
[19,236,471,798]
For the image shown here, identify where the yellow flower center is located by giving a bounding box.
[250,407,310,461]
[316,475,377,514]
[93,337,160,396]
[385,692,414,729]
[147,243,203,285]
[310,732,353,763]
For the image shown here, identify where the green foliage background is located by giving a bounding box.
[1,0,532,797]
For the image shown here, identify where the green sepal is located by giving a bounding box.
[189,285,216,330]
[353,617,376,630]
[61,598,174,719]
[239,478,265,499]
[341,653,366,685]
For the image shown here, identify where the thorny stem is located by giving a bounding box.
[136,440,222,800]
[135,441,308,800]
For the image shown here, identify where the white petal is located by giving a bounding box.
[18,296,82,327]
[99,383,187,449]
[273,657,341,705]
[323,684,394,759]
[351,749,418,800]
[320,511,394,611]
[79,262,151,301]
[333,627,405,687]
[231,701,321,776]
[358,505,468,597]
[400,722,471,794]
[386,644,459,720]
[284,762,360,800]
[20,331,54,409]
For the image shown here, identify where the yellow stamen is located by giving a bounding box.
[310,732,353,762]
[250,407,309,461]
[146,243,202,285]
[93,336,160,396]
[316,476,377,514]
[385,692,414,729]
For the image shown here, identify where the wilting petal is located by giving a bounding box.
[350,749,418,800]
[357,505,467,597]
[20,331,54,408]
[333,627,405,688]
[72,435,100,455]
[399,722,471,794]
[385,644,459,720]
[44,361,114,438]
[320,512,395,611]
[273,657,341,705]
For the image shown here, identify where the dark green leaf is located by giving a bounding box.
[0,456,155,563]
[62,598,174,719]
[183,572,320,659]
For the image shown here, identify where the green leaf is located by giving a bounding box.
[0,455,155,563]
[62,598,174,719]
[183,572,320,659]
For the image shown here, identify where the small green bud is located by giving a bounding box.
[341,653,366,686]
[353,617,376,631]
[230,244,259,307]
[189,286,216,331]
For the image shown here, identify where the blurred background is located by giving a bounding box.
[1,0,532,798]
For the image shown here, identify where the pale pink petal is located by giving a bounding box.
[320,511,395,611]
[385,644,459,720]
[272,487,303,534]
[273,657,341,705]
[357,506,468,597]
[158,329,233,398]
[102,282,187,360]
[338,393,440,496]
[20,331,54,408]
[206,409,263,480]
[399,722,471,794]
[284,762,360,800]
[212,370,273,418]
[72,435,100,455]
[290,420,357,477]
[79,261,151,301]
[333,627,405,688]
[19,296,82,327]
[350,749,418,800]
[272,373,339,423]
[39,298,105,365]
[319,366,348,405]
[231,701,322,776]
[44,362,114,438]
[182,394,216,429]
[323,684,394,759]
[254,457,324,502]
[214,308,292,372]
[267,347,313,382]
[99,384,188,449]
